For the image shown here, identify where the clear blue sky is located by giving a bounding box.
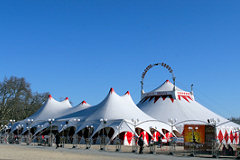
[0,0,239,118]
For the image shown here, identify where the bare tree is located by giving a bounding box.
[229,117,240,125]
[0,76,48,123]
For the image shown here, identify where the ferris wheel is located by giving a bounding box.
[140,62,176,97]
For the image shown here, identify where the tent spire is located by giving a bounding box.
[110,88,114,94]
[173,76,176,91]
[125,91,130,95]
[190,84,194,95]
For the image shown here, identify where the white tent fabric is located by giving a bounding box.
[34,100,92,135]
[217,126,239,144]
[66,100,91,115]
[51,100,91,132]
[138,80,240,143]
[52,101,97,133]
[9,79,239,145]
[52,88,173,142]
[11,95,72,134]
[30,96,72,122]
[82,89,172,140]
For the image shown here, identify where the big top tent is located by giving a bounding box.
[51,88,173,145]
[9,62,240,146]
[137,79,240,144]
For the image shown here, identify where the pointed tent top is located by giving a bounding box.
[150,80,182,92]
[84,87,172,138]
[22,93,72,124]
[140,80,195,103]
[87,88,156,122]
[138,79,240,130]
[46,94,59,103]
[110,88,114,94]
[76,100,91,108]
[61,97,72,107]
[81,100,87,104]
[125,91,130,95]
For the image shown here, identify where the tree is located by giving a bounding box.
[0,76,48,123]
[229,117,240,125]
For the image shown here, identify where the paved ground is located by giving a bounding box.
[0,144,236,160]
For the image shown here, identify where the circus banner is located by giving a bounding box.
[184,124,216,150]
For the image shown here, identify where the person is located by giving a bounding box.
[227,144,234,156]
[41,135,46,145]
[158,135,162,148]
[222,144,227,156]
[171,136,177,150]
[55,133,60,149]
[138,135,144,154]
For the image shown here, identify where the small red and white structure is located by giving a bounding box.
[123,132,134,146]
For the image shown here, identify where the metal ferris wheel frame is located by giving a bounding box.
[140,62,176,96]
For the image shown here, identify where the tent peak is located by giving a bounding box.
[48,94,52,99]
[110,88,114,94]
[125,91,130,95]
[65,97,69,100]
[81,100,87,104]
[166,80,170,83]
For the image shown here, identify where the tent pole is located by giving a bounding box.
[173,76,176,91]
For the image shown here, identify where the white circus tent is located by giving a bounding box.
[11,95,72,134]
[53,88,173,145]
[51,100,92,133]
[137,80,240,144]
[33,99,91,135]
[59,100,91,117]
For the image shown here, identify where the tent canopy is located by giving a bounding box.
[11,95,72,133]
[53,88,173,140]
[138,80,240,129]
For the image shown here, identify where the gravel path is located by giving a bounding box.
[0,144,230,160]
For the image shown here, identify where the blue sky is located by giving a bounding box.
[0,0,239,118]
